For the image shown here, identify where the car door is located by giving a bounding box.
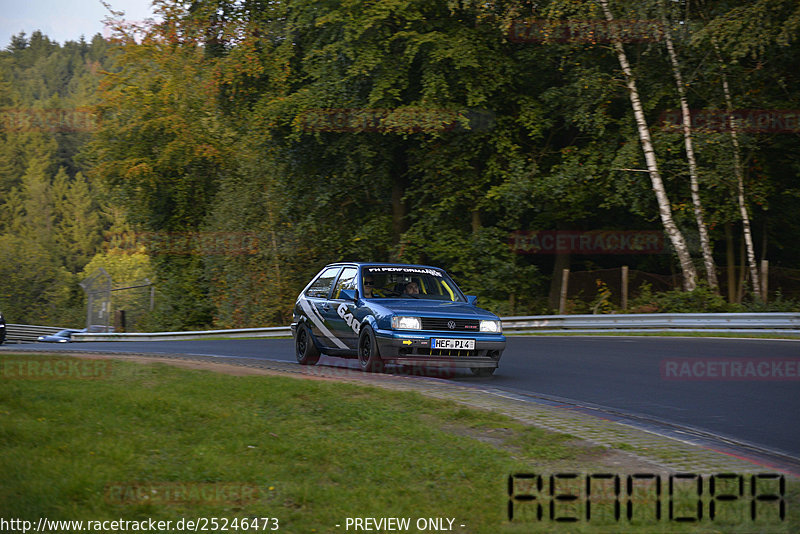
[300,265,348,351]
[326,266,360,349]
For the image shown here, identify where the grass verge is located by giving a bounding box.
[0,353,797,533]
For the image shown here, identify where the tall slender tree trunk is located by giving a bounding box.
[713,43,761,300]
[661,7,718,290]
[598,0,697,290]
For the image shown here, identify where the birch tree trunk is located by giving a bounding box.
[661,9,719,290]
[597,0,697,290]
[714,44,762,300]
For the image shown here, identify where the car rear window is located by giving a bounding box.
[305,266,341,298]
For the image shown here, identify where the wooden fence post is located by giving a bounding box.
[621,265,629,311]
[559,268,570,315]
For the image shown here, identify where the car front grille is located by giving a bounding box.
[420,318,480,332]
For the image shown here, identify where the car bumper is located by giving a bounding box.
[373,330,505,368]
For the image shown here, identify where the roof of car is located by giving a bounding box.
[326,262,445,270]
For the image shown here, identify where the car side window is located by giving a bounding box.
[305,266,341,298]
[332,267,358,299]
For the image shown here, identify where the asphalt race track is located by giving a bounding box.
[4,336,799,464]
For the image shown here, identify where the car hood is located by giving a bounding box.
[368,299,498,319]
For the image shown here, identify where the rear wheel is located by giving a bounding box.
[295,323,320,365]
[358,326,384,373]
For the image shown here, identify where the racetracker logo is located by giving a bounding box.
[102,19,152,44]
[660,358,800,381]
[104,482,263,505]
[0,357,112,380]
[510,230,665,255]
[659,109,800,133]
[296,108,495,133]
[105,231,259,256]
[509,19,666,43]
[0,108,96,132]
[297,362,462,380]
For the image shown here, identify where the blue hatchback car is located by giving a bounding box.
[291,263,506,375]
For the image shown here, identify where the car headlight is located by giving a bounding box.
[480,320,502,333]
[392,316,421,330]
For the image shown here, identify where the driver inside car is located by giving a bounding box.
[404,281,420,295]
[363,276,380,298]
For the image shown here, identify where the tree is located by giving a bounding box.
[595,0,697,290]
[659,0,718,289]
[692,0,800,301]
[87,6,236,328]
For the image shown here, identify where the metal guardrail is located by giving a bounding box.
[66,313,800,342]
[501,312,800,334]
[4,324,68,343]
[72,326,291,342]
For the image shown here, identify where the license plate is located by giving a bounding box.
[431,338,475,350]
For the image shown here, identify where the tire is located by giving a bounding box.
[358,326,384,373]
[295,323,320,365]
[471,367,496,377]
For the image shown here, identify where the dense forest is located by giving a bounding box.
[1,0,799,329]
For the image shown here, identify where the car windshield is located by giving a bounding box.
[361,266,465,302]
[54,330,74,337]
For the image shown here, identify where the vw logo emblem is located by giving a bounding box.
[447,320,456,330]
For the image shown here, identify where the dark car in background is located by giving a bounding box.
[291,263,505,376]
[0,310,5,344]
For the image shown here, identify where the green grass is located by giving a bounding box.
[0,354,797,533]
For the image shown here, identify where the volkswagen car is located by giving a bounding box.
[291,263,505,375]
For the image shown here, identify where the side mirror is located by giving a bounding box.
[340,289,358,302]
[466,295,478,305]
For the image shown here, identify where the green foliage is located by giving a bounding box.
[630,282,730,313]
[0,31,114,326]
[0,234,76,324]
[4,0,800,327]
[591,279,614,314]
[740,291,800,313]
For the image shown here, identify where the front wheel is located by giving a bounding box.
[358,326,384,373]
[295,323,320,365]
[471,367,496,377]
